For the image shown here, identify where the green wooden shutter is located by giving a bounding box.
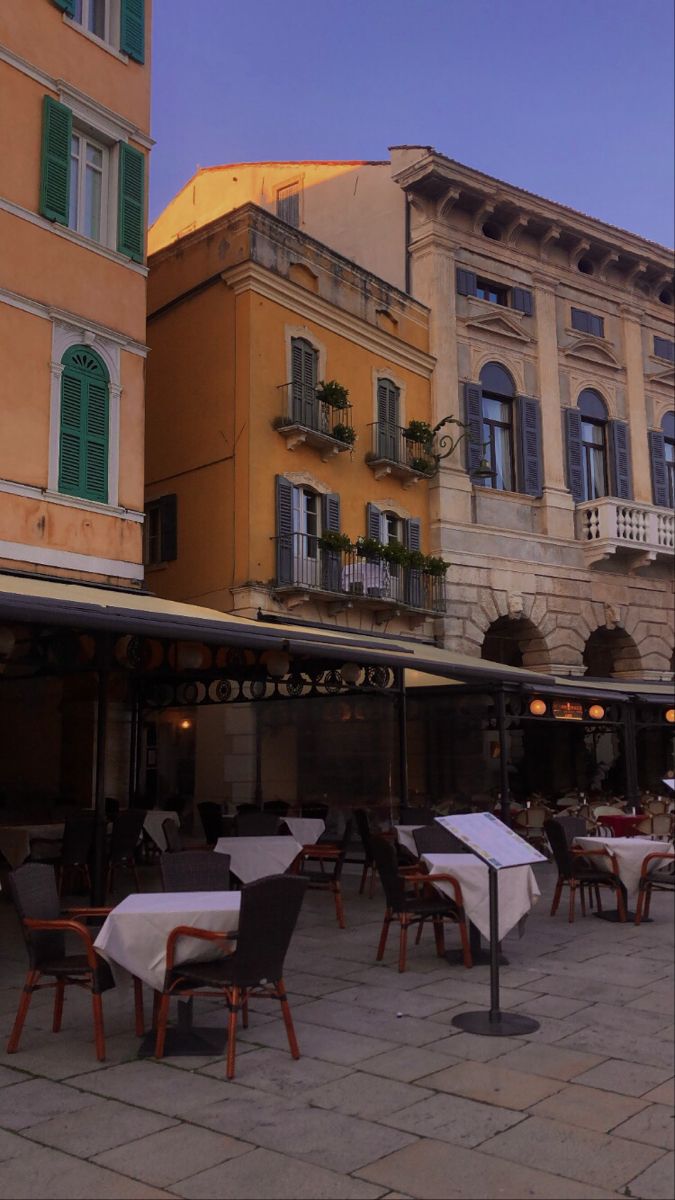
[40,96,72,225]
[52,0,76,14]
[118,142,145,262]
[120,0,145,62]
[59,348,109,502]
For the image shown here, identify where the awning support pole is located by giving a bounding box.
[397,667,408,811]
[91,634,111,906]
[496,689,511,826]
[623,702,639,812]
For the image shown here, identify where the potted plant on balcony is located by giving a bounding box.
[380,541,410,567]
[403,419,433,447]
[354,536,386,561]
[316,380,350,409]
[409,455,433,475]
[332,423,356,446]
[423,555,450,576]
[318,531,352,553]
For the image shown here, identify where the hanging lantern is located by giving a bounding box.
[529,698,547,716]
[665,708,675,724]
[588,704,606,720]
[265,650,290,679]
[340,662,362,686]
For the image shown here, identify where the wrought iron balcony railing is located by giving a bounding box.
[276,384,354,457]
[366,422,434,482]
[575,497,674,568]
[274,533,446,614]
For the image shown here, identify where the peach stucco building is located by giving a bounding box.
[0,0,152,588]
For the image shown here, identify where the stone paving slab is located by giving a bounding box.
[355,1136,623,1198]
[625,1152,675,1199]
[0,1078,97,1130]
[170,1146,387,1199]
[529,1082,648,1133]
[643,1080,675,1106]
[288,998,447,1046]
[415,1060,566,1109]
[199,1046,351,1097]
[93,1123,252,1188]
[422,1031,526,1062]
[238,1017,398,1065]
[357,1043,461,1083]
[322,984,456,1018]
[479,1113,664,1190]
[66,1060,236,1118]
[302,1070,433,1119]
[574,1059,673,1097]
[494,1040,606,1080]
[0,1063,29,1088]
[0,1142,173,1198]
[378,1090,526,1147]
[611,1104,675,1151]
[20,1097,176,1157]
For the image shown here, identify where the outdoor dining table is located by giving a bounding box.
[0,822,65,869]
[421,852,541,946]
[94,890,241,1056]
[214,835,303,883]
[142,809,180,851]
[280,817,325,844]
[599,813,648,838]
[574,835,674,910]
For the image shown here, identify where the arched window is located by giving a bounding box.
[650,411,675,508]
[58,346,109,503]
[578,388,608,501]
[479,362,515,491]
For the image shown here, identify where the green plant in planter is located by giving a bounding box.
[423,555,450,577]
[355,536,386,560]
[381,541,410,567]
[319,531,353,553]
[410,456,433,474]
[332,423,356,446]
[407,550,427,572]
[316,380,349,408]
[403,419,434,445]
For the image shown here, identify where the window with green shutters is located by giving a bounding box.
[58,347,109,503]
[53,1,145,62]
[118,142,145,261]
[40,96,72,225]
[120,0,145,62]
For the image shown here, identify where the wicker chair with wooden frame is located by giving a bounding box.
[513,804,552,852]
[371,835,472,973]
[635,851,675,925]
[154,874,306,1079]
[7,864,144,1061]
[160,850,231,892]
[31,812,97,897]
[107,809,145,893]
[544,819,627,923]
[297,818,352,928]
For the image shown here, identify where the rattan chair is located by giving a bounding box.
[235,812,280,837]
[551,814,589,847]
[7,864,143,1061]
[635,850,675,924]
[298,819,352,928]
[154,874,306,1078]
[350,808,377,897]
[371,836,471,972]
[413,824,466,856]
[544,819,626,922]
[197,802,225,847]
[32,812,96,896]
[160,850,231,892]
[107,809,145,893]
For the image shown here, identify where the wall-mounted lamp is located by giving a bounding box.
[529,698,547,716]
[266,650,290,679]
[588,704,606,720]
[179,718,192,731]
[340,661,361,685]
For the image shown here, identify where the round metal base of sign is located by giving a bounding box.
[452,1010,540,1036]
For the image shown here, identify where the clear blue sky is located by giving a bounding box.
[151,0,674,247]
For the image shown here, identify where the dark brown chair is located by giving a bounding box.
[235,812,280,837]
[107,809,146,893]
[154,874,306,1078]
[544,819,626,922]
[372,835,472,972]
[32,813,97,896]
[160,850,231,892]
[197,802,225,847]
[635,851,675,924]
[413,824,466,856]
[263,800,291,815]
[399,806,435,825]
[298,819,352,928]
[162,818,183,853]
[350,808,376,897]
[6,864,144,1061]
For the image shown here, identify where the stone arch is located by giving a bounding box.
[621,615,673,677]
[582,626,642,679]
[480,615,551,671]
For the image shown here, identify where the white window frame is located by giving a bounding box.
[68,0,123,54]
[69,128,110,244]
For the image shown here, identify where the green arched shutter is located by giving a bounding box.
[58,347,109,502]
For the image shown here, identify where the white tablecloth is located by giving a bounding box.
[214,836,302,883]
[143,810,180,851]
[94,891,241,991]
[341,561,391,596]
[574,836,674,900]
[395,825,423,856]
[281,818,325,845]
[422,853,540,942]
[0,823,65,869]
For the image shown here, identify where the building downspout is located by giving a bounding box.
[404,194,411,294]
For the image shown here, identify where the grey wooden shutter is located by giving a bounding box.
[565,408,585,502]
[366,502,382,541]
[276,476,294,584]
[160,494,178,561]
[321,493,341,591]
[118,142,145,262]
[405,518,422,608]
[377,380,398,459]
[291,338,316,426]
[517,396,543,497]
[120,0,145,63]
[40,96,72,225]
[512,288,533,316]
[456,269,477,297]
[609,421,632,500]
[648,431,668,507]
[463,381,483,477]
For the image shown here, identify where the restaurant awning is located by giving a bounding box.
[0,572,551,687]
[404,667,674,705]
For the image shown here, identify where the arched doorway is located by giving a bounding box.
[583,627,641,678]
[481,616,550,671]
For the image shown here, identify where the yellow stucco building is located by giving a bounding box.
[0,0,151,588]
[146,203,444,640]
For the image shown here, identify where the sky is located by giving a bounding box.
[150,0,674,247]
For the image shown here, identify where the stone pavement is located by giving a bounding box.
[0,860,673,1199]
